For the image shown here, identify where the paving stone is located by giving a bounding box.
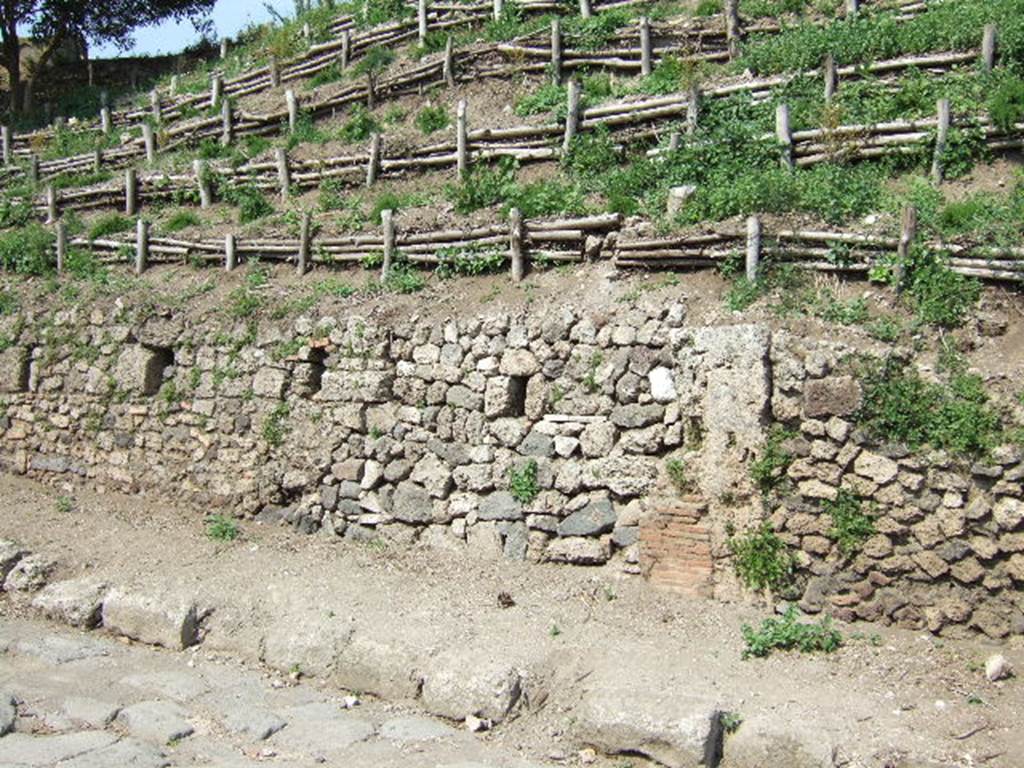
[101,589,199,650]
[421,655,522,723]
[270,702,375,753]
[58,738,169,768]
[0,731,119,766]
[219,706,287,741]
[379,715,457,744]
[120,671,210,702]
[116,701,195,744]
[14,635,110,665]
[61,696,121,729]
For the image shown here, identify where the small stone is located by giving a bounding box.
[61,696,121,729]
[985,654,1013,682]
[32,578,108,628]
[0,539,27,582]
[0,690,14,736]
[465,714,490,732]
[648,367,677,403]
[117,700,194,744]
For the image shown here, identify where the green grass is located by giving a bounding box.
[414,105,450,135]
[0,225,55,275]
[339,105,380,143]
[728,522,794,593]
[88,214,134,241]
[164,211,202,232]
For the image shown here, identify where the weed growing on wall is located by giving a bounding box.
[666,457,695,495]
[749,426,796,495]
[825,489,875,557]
[510,460,540,504]
[741,605,842,659]
[728,522,794,593]
[261,402,291,447]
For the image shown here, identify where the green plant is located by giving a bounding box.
[222,184,274,224]
[749,426,795,494]
[414,104,450,134]
[515,82,566,117]
[903,252,981,328]
[741,605,843,659]
[549,623,561,637]
[666,458,694,495]
[583,351,603,393]
[206,514,240,542]
[825,489,875,557]
[446,157,517,214]
[384,262,425,294]
[509,459,540,504]
[262,402,290,447]
[0,224,55,275]
[436,245,505,278]
[55,495,73,514]
[721,712,743,735]
[728,522,794,593]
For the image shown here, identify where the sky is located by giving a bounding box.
[90,0,297,59]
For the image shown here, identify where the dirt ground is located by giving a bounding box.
[1,474,1022,768]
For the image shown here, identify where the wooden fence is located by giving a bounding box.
[45,205,1024,284]
[0,0,935,168]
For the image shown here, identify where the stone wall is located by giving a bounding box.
[0,303,1021,638]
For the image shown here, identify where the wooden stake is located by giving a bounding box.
[381,208,395,283]
[194,160,212,209]
[142,123,156,163]
[639,17,653,77]
[579,0,592,20]
[125,169,138,215]
[340,31,350,69]
[211,74,223,108]
[823,53,837,103]
[725,0,741,60]
[100,107,111,135]
[982,24,997,71]
[746,216,761,282]
[443,36,455,87]
[457,100,469,177]
[846,0,859,16]
[170,75,179,95]
[686,84,700,134]
[56,220,67,274]
[46,185,57,224]
[135,218,148,276]
[509,207,524,282]
[28,154,39,184]
[417,0,428,44]
[931,98,950,183]
[551,18,563,85]
[225,233,237,272]
[895,205,917,290]
[220,39,229,59]
[151,89,162,123]
[1,126,9,166]
[286,89,298,133]
[276,147,291,201]
[269,57,281,87]
[562,80,581,154]
[367,133,381,187]
[93,148,102,173]
[493,0,503,21]
[221,98,233,146]
[668,132,681,152]
[298,211,311,275]
[776,103,793,169]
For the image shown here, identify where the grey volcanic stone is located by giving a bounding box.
[1,690,14,736]
[392,482,433,524]
[611,404,664,429]
[477,492,523,521]
[117,700,194,744]
[59,739,169,768]
[0,732,119,766]
[558,499,616,538]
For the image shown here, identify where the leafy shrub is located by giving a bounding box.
[504,179,585,218]
[384,262,425,294]
[825,489,875,557]
[741,605,843,659]
[905,253,980,328]
[0,224,54,275]
[414,105,450,135]
[564,8,632,51]
[515,82,566,118]
[989,75,1024,131]
[855,356,1001,456]
[436,245,505,278]
[222,184,273,223]
[509,459,539,503]
[728,523,794,593]
[749,426,796,494]
[339,105,380,143]
[446,158,517,214]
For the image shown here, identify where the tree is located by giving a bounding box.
[1,0,216,114]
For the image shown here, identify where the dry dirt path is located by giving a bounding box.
[1,475,1022,768]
